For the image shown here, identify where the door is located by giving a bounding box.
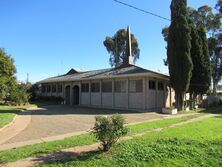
[73,85,79,105]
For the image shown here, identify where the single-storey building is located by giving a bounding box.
[37,64,175,111]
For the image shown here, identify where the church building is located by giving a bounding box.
[36,27,175,111]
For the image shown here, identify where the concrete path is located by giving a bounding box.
[4,113,216,167]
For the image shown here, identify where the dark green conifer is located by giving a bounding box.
[167,0,193,111]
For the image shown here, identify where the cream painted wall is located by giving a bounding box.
[91,93,101,106]
[114,93,128,108]
[102,93,113,107]
[147,90,156,109]
[129,93,143,109]
[157,90,164,108]
[81,93,90,105]
[39,76,171,111]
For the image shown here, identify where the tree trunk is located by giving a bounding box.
[103,142,111,152]
[176,91,184,111]
[212,80,217,95]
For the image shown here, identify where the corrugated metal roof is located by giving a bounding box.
[37,65,169,83]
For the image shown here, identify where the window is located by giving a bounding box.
[41,85,46,93]
[102,81,112,92]
[149,80,156,90]
[81,83,89,92]
[91,82,100,92]
[52,85,56,93]
[58,84,62,93]
[158,82,164,90]
[115,80,126,92]
[129,79,143,92]
[46,85,51,93]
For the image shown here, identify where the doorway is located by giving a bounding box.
[73,85,79,105]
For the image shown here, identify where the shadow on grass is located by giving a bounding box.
[0,109,21,114]
[199,107,222,114]
[33,150,102,165]
[30,101,60,108]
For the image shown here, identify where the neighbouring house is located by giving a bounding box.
[36,64,175,111]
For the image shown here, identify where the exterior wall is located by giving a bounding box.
[38,76,170,111]
[81,93,90,105]
[91,93,101,106]
[102,93,113,107]
[51,92,57,96]
[114,93,128,108]
[129,93,143,109]
[165,87,176,108]
[157,90,164,108]
[147,89,156,109]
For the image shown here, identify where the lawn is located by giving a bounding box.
[38,116,222,167]
[128,113,203,135]
[0,104,36,128]
[0,113,204,164]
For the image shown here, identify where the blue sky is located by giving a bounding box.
[0,0,216,83]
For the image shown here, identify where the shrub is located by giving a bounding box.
[33,96,64,104]
[92,114,128,151]
[7,87,30,106]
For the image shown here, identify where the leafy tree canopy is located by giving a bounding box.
[103,28,140,67]
[216,0,222,13]
[0,48,17,100]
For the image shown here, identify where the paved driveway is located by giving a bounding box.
[3,105,166,144]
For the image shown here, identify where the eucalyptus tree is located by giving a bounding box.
[103,28,140,67]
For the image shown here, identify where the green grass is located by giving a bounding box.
[0,104,36,128]
[0,134,97,164]
[0,113,204,164]
[39,116,222,167]
[128,113,203,135]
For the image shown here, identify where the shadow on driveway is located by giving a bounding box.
[29,105,142,116]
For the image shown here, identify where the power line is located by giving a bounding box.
[113,0,171,21]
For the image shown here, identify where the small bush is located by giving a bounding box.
[32,96,64,104]
[6,87,30,106]
[92,114,128,152]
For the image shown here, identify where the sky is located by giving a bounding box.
[0,0,216,83]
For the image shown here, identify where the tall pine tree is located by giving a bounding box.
[189,22,211,99]
[198,25,211,95]
[167,0,193,111]
[188,20,203,99]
